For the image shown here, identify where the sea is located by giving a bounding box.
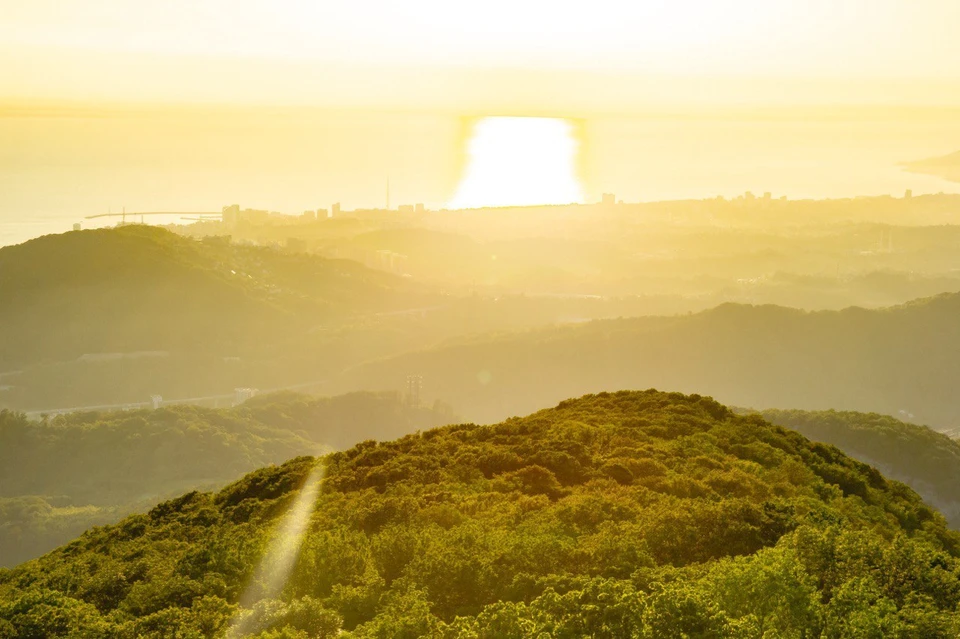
[2,105,959,247]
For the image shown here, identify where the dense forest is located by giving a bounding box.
[0,391,454,567]
[760,408,960,529]
[3,390,960,637]
[329,291,960,429]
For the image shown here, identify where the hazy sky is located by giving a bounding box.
[3,0,960,106]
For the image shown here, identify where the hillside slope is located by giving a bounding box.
[330,292,960,429]
[2,390,960,637]
[0,225,425,368]
[0,226,445,411]
[0,391,454,567]
[760,408,960,528]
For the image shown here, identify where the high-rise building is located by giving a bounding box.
[222,204,240,225]
[601,193,616,206]
[331,202,341,217]
[234,387,258,406]
[406,375,422,408]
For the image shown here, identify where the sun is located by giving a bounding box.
[449,117,584,209]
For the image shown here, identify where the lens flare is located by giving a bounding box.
[226,461,325,638]
[449,116,584,209]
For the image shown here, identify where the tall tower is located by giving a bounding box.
[406,375,422,408]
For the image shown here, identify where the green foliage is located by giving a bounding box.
[761,408,960,528]
[2,390,960,637]
[0,392,453,567]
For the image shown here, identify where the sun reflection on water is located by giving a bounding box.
[449,116,584,209]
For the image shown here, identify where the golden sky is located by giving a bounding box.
[3,0,960,107]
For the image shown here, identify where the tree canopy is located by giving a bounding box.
[761,408,960,528]
[0,391,453,568]
[2,390,959,637]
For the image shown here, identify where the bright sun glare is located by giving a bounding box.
[449,117,584,209]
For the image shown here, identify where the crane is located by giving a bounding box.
[85,211,220,222]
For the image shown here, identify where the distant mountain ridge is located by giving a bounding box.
[758,408,960,528]
[0,225,427,367]
[0,226,443,410]
[329,290,960,429]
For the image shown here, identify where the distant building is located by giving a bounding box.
[763,192,772,200]
[317,207,328,218]
[406,375,422,408]
[72,223,81,231]
[239,208,270,223]
[398,204,415,213]
[331,202,341,217]
[601,193,616,206]
[415,203,425,213]
[376,250,408,273]
[234,387,258,406]
[904,189,913,199]
[744,191,756,201]
[301,210,317,221]
[150,395,163,409]
[222,204,240,225]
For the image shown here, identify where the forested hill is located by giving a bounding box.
[331,291,960,429]
[0,225,428,367]
[0,391,454,568]
[760,408,960,528]
[3,390,960,637]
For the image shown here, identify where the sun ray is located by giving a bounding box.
[226,460,326,638]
